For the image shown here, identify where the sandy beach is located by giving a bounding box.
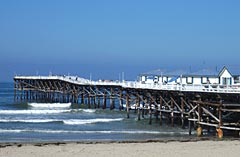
[0,140,240,157]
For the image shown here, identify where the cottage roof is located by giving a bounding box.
[140,65,240,77]
[187,68,218,77]
[166,70,190,76]
[141,69,190,76]
[141,69,168,76]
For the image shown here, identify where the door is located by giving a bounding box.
[222,77,231,85]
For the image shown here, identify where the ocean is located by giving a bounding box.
[0,82,193,143]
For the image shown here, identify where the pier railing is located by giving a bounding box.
[14,75,240,94]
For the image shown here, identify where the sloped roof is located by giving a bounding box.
[140,65,240,77]
[141,69,190,76]
[141,69,168,76]
[166,69,190,76]
[188,68,218,76]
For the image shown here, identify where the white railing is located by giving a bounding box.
[14,75,240,94]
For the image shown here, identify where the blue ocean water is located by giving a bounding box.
[0,82,192,143]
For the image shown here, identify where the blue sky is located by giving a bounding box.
[0,0,239,81]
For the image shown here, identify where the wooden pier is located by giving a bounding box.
[13,75,240,138]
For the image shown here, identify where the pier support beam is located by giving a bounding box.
[93,96,96,108]
[149,98,152,125]
[119,92,123,111]
[97,95,100,108]
[110,88,115,110]
[188,113,192,135]
[81,92,84,104]
[103,93,107,109]
[217,97,223,139]
[180,94,185,129]
[137,94,141,121]
[126,93,130,119]
[14,81,17,102]
[196,95,203,137]
[88,94,91,108]
[170,96,174,127]
[159,96,163,126]
[142,100,145,118]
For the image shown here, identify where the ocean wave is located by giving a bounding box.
[0,109,96,114]
[28,102,71,108]
[0,110,70,114]
[63,118,123,125]
[71,109,96,113]
[0,129,189,135]
[0,118,123,125]
[0,119,60,123]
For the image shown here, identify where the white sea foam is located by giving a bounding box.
[0,119,60,123]
[71,109,96,113]
[0,118,122,125]
[0,129,189,135]
[0,110,70,114]
[0,129,24,133]
[28,102,71,108]
[0,109,95,114]
[63,118,123,125]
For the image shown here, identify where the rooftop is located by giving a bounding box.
[140,65,240,77]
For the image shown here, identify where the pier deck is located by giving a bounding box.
[14,75,240,93]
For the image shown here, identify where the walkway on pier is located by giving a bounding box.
[14,75,240,94]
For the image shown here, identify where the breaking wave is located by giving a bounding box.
[0,109,96,114]
[28,102,71,108]
[63,118,123,125]
[0,129,189,135]
[0,118,123,125]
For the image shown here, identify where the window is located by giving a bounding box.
[222,77,231,85]
[201,77,208,84]
[186,77,193,84]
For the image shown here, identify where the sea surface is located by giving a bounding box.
[0,82,194,143]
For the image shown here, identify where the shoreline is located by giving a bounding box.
[0,138,240,157]
[0,137,240,148]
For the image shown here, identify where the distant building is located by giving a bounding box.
[139,66,239,86]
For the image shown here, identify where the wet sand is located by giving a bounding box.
[0,139,240,157]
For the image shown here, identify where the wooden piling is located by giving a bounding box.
[102,92,107,109]
[180,94,185,129]
[126,93,130,119]
[137,94,140,121]
[93,95,96,108]
[14,82,17,102]
[97,95,100,108]
[20,89,23,101]
[103,93,107,109]
[159,96,163,126]
[217,98,223,138]
[88,94,91,108]
[110,88,115,110]
[81,92,84,104]
[119,92,123,111]
[171,97,174,127]
[149,98,152,125]
[142,101,145,118]
[196,95,202,137]
[188,114,192,135]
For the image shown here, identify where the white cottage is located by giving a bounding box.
[218,67,234,85]
[139,66,238,86]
